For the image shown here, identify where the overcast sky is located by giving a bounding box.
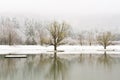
[0,0,120,32]
[0,0,120,15]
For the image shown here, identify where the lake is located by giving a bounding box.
[0,53,120,80]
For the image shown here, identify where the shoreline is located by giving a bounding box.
[0,45,120,54]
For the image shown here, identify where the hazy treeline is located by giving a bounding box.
[0,17,49,45]
[0,17,119,46]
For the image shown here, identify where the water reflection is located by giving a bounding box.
[23,55,35,80]
[0,57,20,80]
[97,52,115,69]
[79,54,85,63]
[23,54,51,80]
[0,54,120,80]
[4,59,16,76]
[88,54,94,64]
[77,54,95,65]
[46,55,69,80]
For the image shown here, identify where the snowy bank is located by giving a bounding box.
[0,45,120,54]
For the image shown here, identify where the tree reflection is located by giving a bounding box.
[25,55,35,70]
[23,54,69,80]
[34,54,51,77]
[46,52,69,80]
[78,54,85,63]
[23,55,36,80]
[97,52,115,68]
[77,54,95,67]
[23,54,52,80]
[1,58,17,79]
[0,55,5,78]
[37,54,50,68]
[88,54,95,65]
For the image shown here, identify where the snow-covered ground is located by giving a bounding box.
[0,45,120,54]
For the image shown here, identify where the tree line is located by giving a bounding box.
[0,17,117,50]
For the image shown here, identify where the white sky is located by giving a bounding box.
[0,0,120,16]
[0,0,120,33]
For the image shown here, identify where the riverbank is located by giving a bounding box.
[0,45,120,54]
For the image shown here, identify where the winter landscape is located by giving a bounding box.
[0,0,120,80]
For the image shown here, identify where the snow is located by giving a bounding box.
[0,45,120,54]
[5,54,27,58]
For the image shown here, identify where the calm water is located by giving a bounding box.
[0,54,120,80]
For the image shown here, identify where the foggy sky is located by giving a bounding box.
[0,0,120,33]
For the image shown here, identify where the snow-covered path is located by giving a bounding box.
[0,45,120,54]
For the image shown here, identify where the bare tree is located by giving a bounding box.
[97,32,114,49]
[35,23,47,45]
[87,32,94,46]
[78,33,84,46]
[47,21,70,57]
[0,17,21,45]
[25,19,37,45]
[24,19,48,45]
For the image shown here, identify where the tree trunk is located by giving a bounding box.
[9,33,12,45]
[89,42,91,46]
[104,45,107,55]
[80,42,82,46]
[54,43,57,59]
[104,45,106,49]
[104,51,107,56]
